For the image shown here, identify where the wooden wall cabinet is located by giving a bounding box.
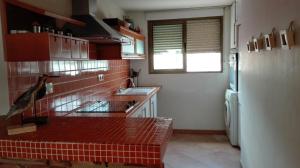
[88,43,97,60]
[49,35,63,59]
[1,0,88,62]
[71,39,81,59]
[120,26,145,59]
[103,18,146,60]
[60,37,72,59]
[80,41,89,59]
[6,33,89,61]
[88,43,130,60]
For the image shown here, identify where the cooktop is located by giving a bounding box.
[76,100,137,113]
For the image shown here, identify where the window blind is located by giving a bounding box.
[153,24,183,54]
[186,19,221,53]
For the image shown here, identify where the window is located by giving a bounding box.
[148,17,222,73]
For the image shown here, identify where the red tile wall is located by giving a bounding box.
[7,60,130,117]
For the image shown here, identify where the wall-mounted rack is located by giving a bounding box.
[280,21,295,50]
[253,34,264,52]
[264,28,276,50]
[247,40,255,53]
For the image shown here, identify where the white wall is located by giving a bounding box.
[19,0,72,16]
[129,7,231,130]
[145,7,224,20]
[237,0,300,167]
[18,0,125,19]
[94,0,125,19]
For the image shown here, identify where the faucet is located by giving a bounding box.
[127,77,136,88]
[117,78,136,93]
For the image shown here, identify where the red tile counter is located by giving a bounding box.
[0,117,173,167]
[55,87,161,118]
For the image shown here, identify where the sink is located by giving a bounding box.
[116,87,156,96]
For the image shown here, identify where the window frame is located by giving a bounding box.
[148,16,223,74]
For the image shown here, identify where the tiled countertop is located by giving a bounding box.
[0,87,172,167]
[0,117,172,167]
[52,87,161,118]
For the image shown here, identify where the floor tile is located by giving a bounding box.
[164,134,241,168]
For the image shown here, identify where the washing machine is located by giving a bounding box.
[225,89,239,146]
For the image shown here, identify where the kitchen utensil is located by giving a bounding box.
[42,26,49,32]
[66,33,72,37]
[33,25,41,33]
[57,30,64,35]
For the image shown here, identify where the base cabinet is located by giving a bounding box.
[150,94,158,117]
[131,94,158,118]
[132,100,150,118]
[144,101,151,117]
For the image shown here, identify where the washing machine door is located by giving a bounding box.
[225,100,231,128]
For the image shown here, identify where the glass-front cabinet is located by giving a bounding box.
[121,35,135,55]
[136,39,145,55]
[120,27,145,59]
[103,18,146,59]
[121,32,145,59]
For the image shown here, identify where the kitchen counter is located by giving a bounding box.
[52,87,161,118]
[0,87,172,167]
[0,117,172,167]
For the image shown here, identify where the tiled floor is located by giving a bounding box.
[164,134,241,168]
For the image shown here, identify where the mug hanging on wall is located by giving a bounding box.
[280,21,295,49]
[247,39,255,53]
[264,28,276,51]
[253,34,264,52]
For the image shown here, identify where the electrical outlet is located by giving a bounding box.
[45,83,54,94]
[98,74,104,81]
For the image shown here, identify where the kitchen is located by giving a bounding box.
[0,0,299,168]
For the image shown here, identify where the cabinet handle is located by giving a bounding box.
[151,102,154,117]
[143,108,146,117]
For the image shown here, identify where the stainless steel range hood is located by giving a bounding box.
[63,0,122,43]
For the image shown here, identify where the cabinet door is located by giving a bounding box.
[135,107,144,118]
[130,105,142,118]
[88,43,97,60]
[122,35,135,55]
[80,41,89,59]
[143,100,150,118]
[49,35,62,59]
[61,37,72,59]
[131,100,150,118]
[136,39,145,55]
[71,39,81,59]
[150,94,157,117]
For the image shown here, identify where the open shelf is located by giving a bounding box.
[4,0,85,27]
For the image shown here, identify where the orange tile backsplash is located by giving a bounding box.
[7,60,130,117]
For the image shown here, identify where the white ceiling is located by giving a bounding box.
[111,0,234,11]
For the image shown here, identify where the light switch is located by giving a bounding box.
[98,74,104,81]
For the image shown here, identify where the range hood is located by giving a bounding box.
[63,0,122,43]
